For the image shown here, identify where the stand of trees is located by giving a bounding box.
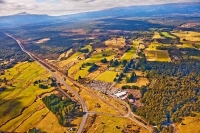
[135,59,200,131]
[77,48,89,53]
[100,58,108,63]
[88,64,98,72]
[42,94,77,126]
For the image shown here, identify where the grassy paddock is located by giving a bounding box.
[153,32,162,39]
[95,71,118,82]
[177,113,200,133]
[68,48,116,80]
[161,32,176,39]
[86,115,151,133]
[145,50,171,62]
[122,41,138,61]
[172,31,200,42]
[0,62,57,132]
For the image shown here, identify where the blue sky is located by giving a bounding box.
[0,0,199,16]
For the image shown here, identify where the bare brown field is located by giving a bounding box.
[84,114,151,133]
[58,48,73,60]
[105,37,126,48]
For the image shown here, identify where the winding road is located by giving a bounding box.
[5,33,155,133]
[5,33,88,133]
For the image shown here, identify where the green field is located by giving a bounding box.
[59,44,92,68]
[161,32,176,39]
[74,66,90,80]
[122,41,137,61]
[122,48,135,61]
[0,62,61,132]
[68,48,116,80]
[95,71,118,82]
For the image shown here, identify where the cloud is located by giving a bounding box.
[0,0,199,16]
[0,0,5,4]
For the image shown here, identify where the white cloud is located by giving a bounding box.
[0,0,199,16]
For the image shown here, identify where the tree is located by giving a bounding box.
[140,86,147,97]
[88,64,98,72]
[128,94,134,99]
[122,60,127,67]
[129,72,136,82]
[100,58,108,63]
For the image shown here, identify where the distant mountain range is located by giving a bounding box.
[0,2,200,27]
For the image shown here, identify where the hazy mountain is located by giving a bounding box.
[0,12,53,27]
[0,2,199,27]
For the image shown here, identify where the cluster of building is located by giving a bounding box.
[88,80,143,107]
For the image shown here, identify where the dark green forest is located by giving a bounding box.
[136,59,200,131]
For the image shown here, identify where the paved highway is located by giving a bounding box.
[6,33,155,133]
[5,33,88,133]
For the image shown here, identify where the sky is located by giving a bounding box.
[0,0,199,16]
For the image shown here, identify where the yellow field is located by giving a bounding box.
[58,44,92,68]
[105,37,126,48]
[36,112,67,133]
[74,66,90,80]
[156,50,171,62]
[153,32,162,39]
[144,50,171,62]
[86,114,151,133]
[95,71,118,82]
[16,108,49,132]
[0,62,62,132]
[117,77,149,88]
[68,48,116,80]
[121,49,134,61]
[146,42,158,50]
[177,113,200,133]
[172,31,200,41]
[122,40,138,60]
[182,43,195,48]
